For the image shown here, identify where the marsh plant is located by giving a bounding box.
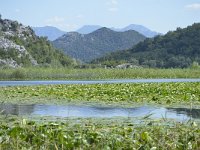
[0,117,199,150]
[1,82,200,106]
[0,68,200,80]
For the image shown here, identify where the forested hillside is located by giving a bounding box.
[52,27,145,62]
[0,16,75,68]
[93,23,200,68]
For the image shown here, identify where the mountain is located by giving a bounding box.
[76,25,102,34]
[112,24,160,38]
[92,23,200,68]
[32,24,159,40]
[76,24,160,37]
[0,17,75,68]
[32,26,66,41]
[52,27,146,62]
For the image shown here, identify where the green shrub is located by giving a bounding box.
[10,69,26,79]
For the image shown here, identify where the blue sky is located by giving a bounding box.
[1,0,200,33]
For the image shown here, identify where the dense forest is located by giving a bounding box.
[92,23,200,68]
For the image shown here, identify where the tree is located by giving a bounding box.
[11,21,19,32]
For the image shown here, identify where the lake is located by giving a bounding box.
[1,78,200,86]
[0,104,199,121]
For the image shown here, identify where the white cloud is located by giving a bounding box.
[106,0,118,12]
[185,3,200,10]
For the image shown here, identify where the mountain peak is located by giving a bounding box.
[115,24,160,38]
[33,24,160,41]
[91,27,114,33]
[32,26,66,41]
[94,23,200,68]
[52,28,146,62]
[76,25,102,34]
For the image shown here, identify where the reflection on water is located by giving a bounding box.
[167,108,200,119]
[0,104,200,121]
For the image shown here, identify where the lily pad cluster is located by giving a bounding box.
[0,118,199,149]
[1,82,200,105]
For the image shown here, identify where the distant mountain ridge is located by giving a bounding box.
[33,24,160,41]
[32,26,66,41]
[93,23,200,68]
[76,25,102,34]
[112,24,160,38]
[77,24,160,37]
[52,27,146,62]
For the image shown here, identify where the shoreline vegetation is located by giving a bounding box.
[0,68,200,80]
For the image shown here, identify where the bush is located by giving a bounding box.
[10,69,26,80]
[191,61,200,69]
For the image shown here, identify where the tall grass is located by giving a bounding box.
[0,67,200,80]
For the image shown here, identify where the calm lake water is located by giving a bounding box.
[1,78,200,86]
[0,104,199,121]
[1,79,200,121]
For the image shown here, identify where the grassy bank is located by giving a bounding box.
[1,82,200,106]
[0,68,200,80]
[0,117,199,150]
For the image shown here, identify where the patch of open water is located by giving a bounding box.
[0,104,199,121]
[0,79,200,86]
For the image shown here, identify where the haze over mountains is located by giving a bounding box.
[32,26,66,41]
[76,25,102,34]
[112,24,159,38]
[52,27,146,62]
[32,24,159,41]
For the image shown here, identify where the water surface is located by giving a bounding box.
[0,104,199,121]
[1,78,200,86]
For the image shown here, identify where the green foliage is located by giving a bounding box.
[10,69,26,80]
[191,61,200,69]
[7,35,75,67]
[0,47,32,66]
[10,21,19,32]
[94,23,200,68]
[0,68,200,80]
[1,82,200,105]
[0,18,75,67]
[0,118,199,149]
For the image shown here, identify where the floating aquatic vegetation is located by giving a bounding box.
[0,82,200,106]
